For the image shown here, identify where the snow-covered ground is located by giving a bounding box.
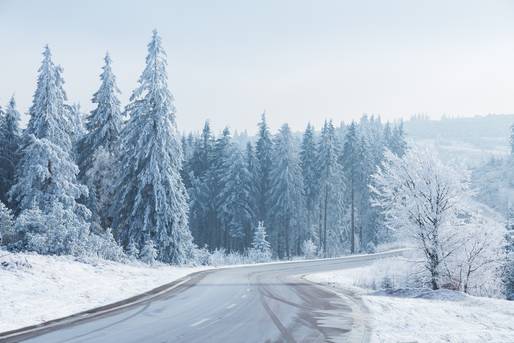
[306,262,514,343]
[0,250,207,333]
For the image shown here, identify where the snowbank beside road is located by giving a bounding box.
[306,261,514,343]
[0,250,206,333]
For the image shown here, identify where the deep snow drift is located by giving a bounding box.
[306,260,514,343]
[0,250,206,332]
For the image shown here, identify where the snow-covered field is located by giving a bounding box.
[0,250,207,333]
[306,263,514,343]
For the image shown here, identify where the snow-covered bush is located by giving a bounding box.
[0,201,14,245]
[126,240,140,262]
[192,245,210,266]
[87,228,126,262]
[14,204,90,256]
[140,240,158,265]
[365,241,376,254]
[301,239,317,259]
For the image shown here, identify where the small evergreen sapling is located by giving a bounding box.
[140,239,158,265]
[249,221,272,262]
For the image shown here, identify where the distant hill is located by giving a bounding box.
[404,114,514,166]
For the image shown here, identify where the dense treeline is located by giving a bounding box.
[0,31,406,263]
[182,114,407,258]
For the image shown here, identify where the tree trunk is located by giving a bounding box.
[351,180,355,254]
[323,187,328,257]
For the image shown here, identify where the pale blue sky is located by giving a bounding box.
[1,0,514,133]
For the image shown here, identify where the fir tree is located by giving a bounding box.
[249,221,271,262]
[78,53,122,170]
[9,47,90,256]
[341,121,361,253]
[187,121,215,248]
[219,145,255,250]
[317,120,345,256]
[111,31,193,264]
[77,53,123,230]
[269,124,305,258]
[0,96,21,206]
[300,123,319,237]
[390,121,407,157]
[505,209,514,300]
[255,113,273,224]
[25,46,73,151]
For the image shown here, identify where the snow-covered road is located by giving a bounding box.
[1,250,404,343]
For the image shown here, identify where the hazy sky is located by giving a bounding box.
[1,0,514,133]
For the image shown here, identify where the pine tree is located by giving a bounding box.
[219,145,255,250]
[8,47,90,256]
[244,142,259,246]
[269,124,305,258]
[187,121,215,248]
[317,120,345,257]
[255,113,273,225]
[249,221,271,262]
[390,121,407,157]
[211,127,233,248]
[0,96,21,206]
[77,53,123,231]
[505,208,514,300]
[78,53,122,170]
[300,123,319,238]
[111,31,193,264]
[25,46,73,151]
[341,121,361,253]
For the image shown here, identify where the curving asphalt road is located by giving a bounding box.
[4,250,403,343]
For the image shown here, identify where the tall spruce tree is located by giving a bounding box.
[269,124,305,258]
[187,121,215,248]
[9,46,90,255]
[111,31,193,264]
[300,123,319,239]
[317,120,345,256]
[0,96,21,206]
[390,121,407,157]
[219,145,255,250]
[77,53,123,231]
[341,121,361,253]
[255,113,273,225]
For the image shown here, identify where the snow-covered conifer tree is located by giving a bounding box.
[389,121,407,157]
[249,221,271,262]
[111,31,193,264]
[505,210,514,299]
[255,113,273,225]
[0,96,21,206]
[25,47,73,151]
[219,145,255,250]
[300,123,319,239]
[269,123,305,258]
[317,120,345,256]
[341,121,361,253]
[9,47,90,255]
[77,53,123,230]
